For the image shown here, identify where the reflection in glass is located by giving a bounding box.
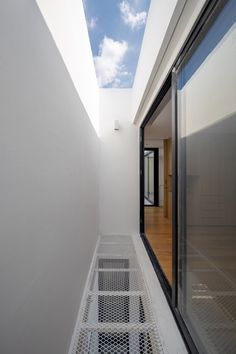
[144,151,154,205]
[177,1,236,352]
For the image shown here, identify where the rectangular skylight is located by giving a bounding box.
[83,0,151,88]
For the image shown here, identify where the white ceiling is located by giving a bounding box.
[144,95,171,141]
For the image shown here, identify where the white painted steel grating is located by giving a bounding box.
[83,294,154,324]
[72,235,164,354]
[94,255,139,270]
[90,270,145,292]
[75,328,163,353]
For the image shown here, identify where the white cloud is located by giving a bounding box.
[87,17,98,30]
[111,70,133,88]
[94,36,129,87]
[119,0,147,30]
[111,78,122,88]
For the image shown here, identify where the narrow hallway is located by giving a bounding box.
[70,235,185,354]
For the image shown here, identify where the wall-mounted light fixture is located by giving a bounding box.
[114,120,119,131]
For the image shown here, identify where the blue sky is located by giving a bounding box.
[83,0,151,88]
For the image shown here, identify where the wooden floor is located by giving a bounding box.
[144,207,172,285]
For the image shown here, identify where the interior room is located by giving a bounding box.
[143,89,173,285]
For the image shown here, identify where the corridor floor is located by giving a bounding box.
[71,235,164,353]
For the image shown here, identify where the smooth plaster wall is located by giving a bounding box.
[99,89,139,235]
[0,1,99,353]
[36,0,99,134]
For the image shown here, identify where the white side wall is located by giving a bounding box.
[36,0,99,134]
[0,1,99,353]
[99,89,139,235]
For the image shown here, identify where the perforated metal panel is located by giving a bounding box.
[83,294,154,324]
[75,327,163,354]
[90,270,145,292]
[94,254,139,270]
[71,235,165,354]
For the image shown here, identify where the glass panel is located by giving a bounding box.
[144,151,154,205]
[148,153,154,203]
[177,1,236,353]
[144,154,149,200]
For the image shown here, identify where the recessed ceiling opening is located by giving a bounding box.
[82,0,151,88]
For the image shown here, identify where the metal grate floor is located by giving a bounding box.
[71,235,164,354]
[90,270,145,292]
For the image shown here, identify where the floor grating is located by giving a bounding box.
[72,235,164,354]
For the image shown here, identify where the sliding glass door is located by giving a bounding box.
[177,0,236,352]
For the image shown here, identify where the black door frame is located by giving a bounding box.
[139,0,227,352]
[140,75,172,298]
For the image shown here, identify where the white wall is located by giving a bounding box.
[0,1,99,353]
[99,89,139,235]
[36,0,99,134]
